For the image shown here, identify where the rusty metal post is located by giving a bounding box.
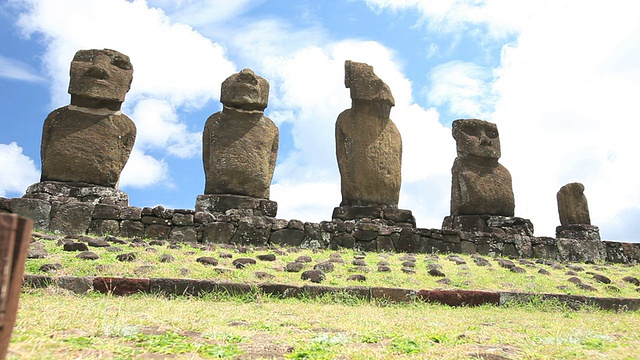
[0,214,33,359]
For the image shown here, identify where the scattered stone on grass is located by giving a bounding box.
[565,271,579,276]
[145,247,157,253]
[105,235,127,244]
[401,267,416,274]
[551,263,564,270]
[64,242,89,252]
[39,263,62,272]
[567,264,585,272]
[76,251,99,260]
[106,246,123,252]
[567,276,583,285]
[285,261,305,272]
[87,238,110,247]
[347,274,366,282]
[329,252,342,259]
[219,252,233,259]
[428,263,442,270]
[400,254,416,262]
[448,255,467,265]
[352,259,367,266]
[28,242,48,259]
[401,261,415,268]
[296,255,312,263]
[314,262,335,273]
[429,269,446,277]
[159,254,175,263]
[117,253,136,262]
[538,268,551,276]
[148,240,166,246]
[473,257,491,267]
[377,261,389,266]
[233,258,257,269]
[328,257,345,264]
[95,265,110,272]
[436,278,451,285]
[350,266,370,273]
[273,249,287,256]
[196,257,219,266]
[497,259,515,269]
[236,247,251,254]
[377,265,392,272]
[592,274,612,284]
[167,244,182,250]
[257,254,276,261]
[622,276,640,286]
[301,269,325,283]
[510,266,526,274]
[254,271,275,280]
[578,283,597,291]
[354,254,366,260]
[213,268,233,274]
[179,268,190,276]
[606,285,620,292]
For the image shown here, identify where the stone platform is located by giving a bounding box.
[332,205,416,227]
[195,194,277,218]
[556,224,601,241]
[442,215,534,236]
[23,181,129,206]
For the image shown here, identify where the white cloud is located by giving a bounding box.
[148,0,260,27]
[427,60,495,119]
[0,142,40,197]
[0,55,44,82]
[13,0,236,189]
[119,149,169,189]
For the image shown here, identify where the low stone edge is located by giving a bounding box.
[22,274,640,311]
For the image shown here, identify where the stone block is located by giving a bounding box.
[376,235,395,252]
[230,217,271,245]
[332,205,383,221]
[145,224,171,240]
[395,228,417,253]
[94,277,150,296]
[270,229,304,247]
[331,233,355,249]
[371,287,416,303]
[172,213,194,226]
[0,197,11,211]
[557,238,606,263]
[170,226,199,242]
[120,220,144,238]
[88,219,120,236]
[287,219,304,231]
[202,222,236,244]
[121,206,141,220]
[556,224,601,240]
[50,202,94,235]
[93,203,122,219]
[10,198,52,230]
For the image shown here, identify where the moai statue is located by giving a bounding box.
[198,69,279,218]
[556,182,600,240]
[442,119,533,236]
[450,119,514,216]
[333,60,414,227]
[39,49,136,189]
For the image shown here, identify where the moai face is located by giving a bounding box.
[220,68,269,111]
[68,49,133,104]
[452,119,501,160]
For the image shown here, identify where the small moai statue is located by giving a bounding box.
[39,49,136,188]
[442,119,533,235]
[198,69,279,217]
[556,182,600,240]
[333,60,414,227]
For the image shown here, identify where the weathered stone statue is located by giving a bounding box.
[442,119,532,235]
[450,119,514,216]
[198,69,279,218]
[557,182,591,226]
[336,60,401,207]
[333,61,414,227]
[556,182,600,240]
[40,49,136,188]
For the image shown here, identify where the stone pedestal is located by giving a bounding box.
[556,224,601,241]
[195,194,277,217]
[23,181,129,206]
[442,215,534,236]
[332,205,415,227]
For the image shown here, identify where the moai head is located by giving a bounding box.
[220,68,270,111]
[345,60,395,117]
[68,49,133,107]
[452,119,501,160]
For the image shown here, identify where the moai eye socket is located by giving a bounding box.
[111,56,132,70]
[460,123,478,137]
[485,127,498,139]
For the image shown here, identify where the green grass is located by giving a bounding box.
[8,288,640,359]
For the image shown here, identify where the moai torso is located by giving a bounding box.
[202,69,278,199]
[336,61,402,207]
[557,182,591,225]
[40,49,136,188]
[450,119,514,216]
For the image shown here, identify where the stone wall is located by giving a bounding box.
[2,189,639,264]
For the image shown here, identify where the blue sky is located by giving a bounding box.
[1,0,639,241]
